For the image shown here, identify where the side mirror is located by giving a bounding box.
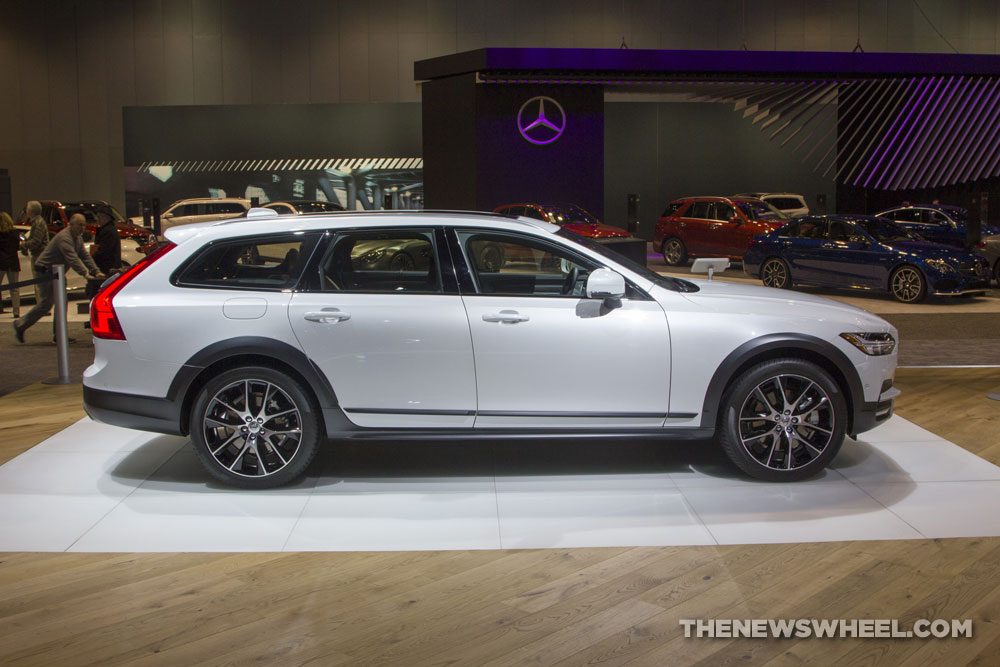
[586,268,626,302]
[162,212,174,219]
[729,215,741,224]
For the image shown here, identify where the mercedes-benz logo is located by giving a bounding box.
[517,96,566,145]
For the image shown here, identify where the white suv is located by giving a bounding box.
[130,197,250,231]
[83,210,899,488]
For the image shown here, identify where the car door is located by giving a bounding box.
[780,219,828,284]
[812,220,881,288]
[453,228,671,428]
[924,209,962,246]
[287,227,477,429]
[705,202,744,257]
[677,200,713,255]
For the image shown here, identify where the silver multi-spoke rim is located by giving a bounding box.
[664,239,683,264]
[738,374,835,471]
[761,260,787,288]
[203,379,303,478]
[892,267,923,302]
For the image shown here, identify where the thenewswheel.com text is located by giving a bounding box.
[680,618,973,639]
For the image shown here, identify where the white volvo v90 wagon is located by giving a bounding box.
[83,210,899,488]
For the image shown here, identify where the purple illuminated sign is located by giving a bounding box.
[517,96,566,145]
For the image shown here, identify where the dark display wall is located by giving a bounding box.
[123,103,423,215]
[3,0,999,213]
[423,80,604,216]
[604,101,837,239]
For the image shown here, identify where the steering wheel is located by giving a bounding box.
[561,266,579,295]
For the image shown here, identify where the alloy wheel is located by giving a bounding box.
[203,379,303,478]
[891,267,924,302]
[663,239,684,265]
[390,252,415,271]
[738,374,835,471]
[761,259,788,289]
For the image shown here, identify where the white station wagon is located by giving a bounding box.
[84,210,899,488]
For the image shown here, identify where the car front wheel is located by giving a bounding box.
[760,258,791,289]
[662,238,687,266]
[718,358,847,481]
[190,365,322,489]
[890,265,927,303]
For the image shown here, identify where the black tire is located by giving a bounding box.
[760,258,791,289]
[389,252,415,271]
[661,237,687,266]
[890,265,927,303]
[190,365,322,489]
[717,358,847,482]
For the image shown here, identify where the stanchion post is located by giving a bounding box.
[47,265,72,385]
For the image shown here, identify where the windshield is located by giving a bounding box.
[555,227,698,293]
[859,218,918,243]
[735,199,788,221]
[547,205,600,225]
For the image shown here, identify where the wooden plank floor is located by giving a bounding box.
[0,369,998,666]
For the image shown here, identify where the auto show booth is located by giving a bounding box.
[417,48,1000,239]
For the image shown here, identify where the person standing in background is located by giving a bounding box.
[0,212,21,318]
[23,200,48,303]
[87,210,121,299]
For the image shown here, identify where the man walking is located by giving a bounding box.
[23,200,48,303]
[13,213,105,343]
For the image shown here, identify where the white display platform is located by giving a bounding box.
[2,416,1000,552]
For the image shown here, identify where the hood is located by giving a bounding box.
[678,279,892,331]
[889,240,976,261]
[562,222,631,239]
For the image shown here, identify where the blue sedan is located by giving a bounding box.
[743,215,991,303]
[875,204,1000,248]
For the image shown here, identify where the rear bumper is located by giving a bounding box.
[83,385,184,436]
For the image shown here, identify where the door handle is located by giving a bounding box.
[482,310,530,324]
[304,308,351,323]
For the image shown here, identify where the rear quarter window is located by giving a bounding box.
[173,233,320,290]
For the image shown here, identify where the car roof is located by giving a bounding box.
[170,197,250,205]
[163,210,560,245]
[795,214,881,223]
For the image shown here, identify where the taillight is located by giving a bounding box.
[91,242,176,340]
[976,241,987,249]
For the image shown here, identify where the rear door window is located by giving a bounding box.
[174,234,320,290]
[315,229,441,293]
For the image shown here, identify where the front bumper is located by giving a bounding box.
[851,386,899,437]
[83,385,184,436]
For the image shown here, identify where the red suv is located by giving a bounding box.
[494,203,632,239]
[654,196,787,265]
[18,200,151,245]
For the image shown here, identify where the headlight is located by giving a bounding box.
[840,332,896,356]
[358,248,386,263]
[924,258,956,274]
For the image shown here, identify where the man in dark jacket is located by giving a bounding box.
[13,214,105,343]
[86,211,121,299]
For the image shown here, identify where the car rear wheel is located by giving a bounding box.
[718,359,847,481]
[760,258,791,289]
[389,252,415,271]
[190,365,322,489]
[890,265,927,303]
[662,238,687,266]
